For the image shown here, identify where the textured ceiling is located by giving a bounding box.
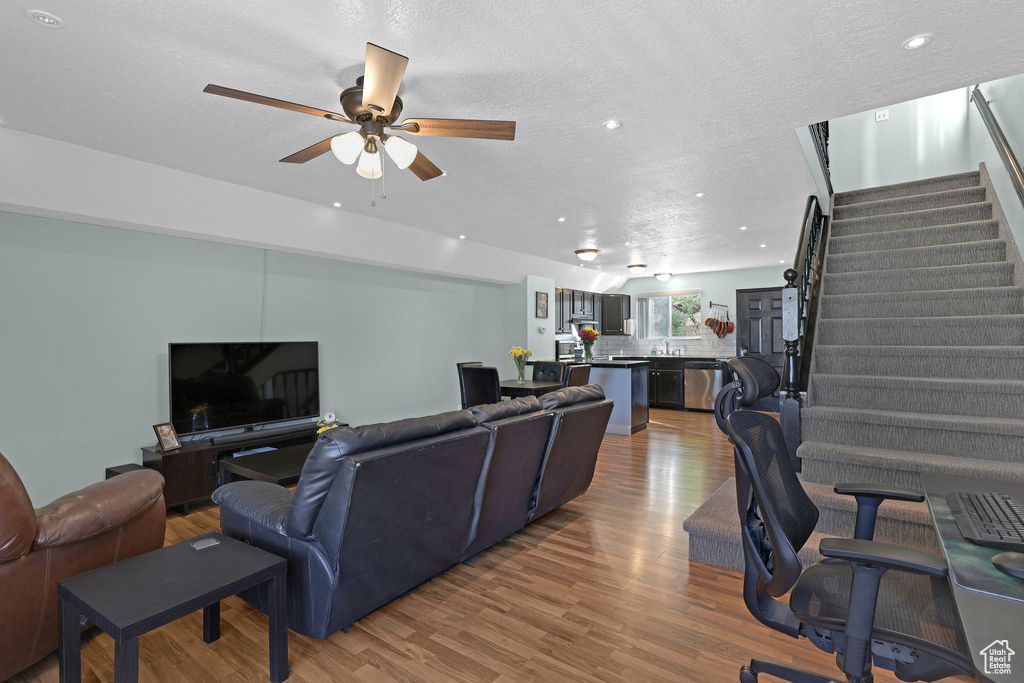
[4,0,1024,278]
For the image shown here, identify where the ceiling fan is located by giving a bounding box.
[203,43,516,183]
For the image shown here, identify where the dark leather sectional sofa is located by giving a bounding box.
[212,384,613,639]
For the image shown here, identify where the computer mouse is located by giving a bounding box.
[991,551,1024,579]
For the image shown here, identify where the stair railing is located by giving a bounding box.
[780,195,830,470]
[972,86,1024,208]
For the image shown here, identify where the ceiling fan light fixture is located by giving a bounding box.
[627,264,648,274]
[356,149,383,179]
[575,249,600,262]
[654,272,672,281]
[331,131,364,165]
[383,135,418,169]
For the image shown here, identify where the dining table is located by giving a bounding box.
[499,379,565,398]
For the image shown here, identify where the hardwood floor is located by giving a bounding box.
[16,410,935,682]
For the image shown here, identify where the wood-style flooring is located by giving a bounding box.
[16,410,933,682]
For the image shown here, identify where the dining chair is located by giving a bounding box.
[532,361,566,383]
[563,364,591,386]
[459,364,500,408]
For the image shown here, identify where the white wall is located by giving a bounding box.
[829,87,974,192]
[0,210,515,504]
[593,265,787,357]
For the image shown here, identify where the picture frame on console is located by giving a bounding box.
[153,422,182,452]
[536,291,548,318]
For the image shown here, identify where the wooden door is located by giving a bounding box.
[736,287,784,410]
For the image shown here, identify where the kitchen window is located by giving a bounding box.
[638,291,702,339]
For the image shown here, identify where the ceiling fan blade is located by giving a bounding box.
[401,118,516,141]
[408,151,443,181]
[361,43,408,118]
[203,84,350,122]
[279,136,337,164]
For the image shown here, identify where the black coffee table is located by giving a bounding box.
[58,532,288,682]
[219,442,315,486]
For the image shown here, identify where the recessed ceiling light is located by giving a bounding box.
[557,217,566,222]
[902,34,932,49]
[459,235,466,239]
[332,202,341,207]
[654,273,672,281]
[624,241,631,246]
[575,248,600,262]
[760,243,767,248]
[694,192,705,198]
[26,10,63,27]
[779,259,786,264]
[739,226,748,231]
[604,120,621,130]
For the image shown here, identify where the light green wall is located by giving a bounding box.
[0,210,511,503]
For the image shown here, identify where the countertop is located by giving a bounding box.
[528,359,650,368]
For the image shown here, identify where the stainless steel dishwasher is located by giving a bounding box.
[684,360,727,412]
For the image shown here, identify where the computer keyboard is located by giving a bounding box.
[947,491,1024,552]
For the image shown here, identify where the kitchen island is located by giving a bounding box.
[531,359,649,435]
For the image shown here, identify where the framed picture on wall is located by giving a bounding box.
[536,291,549,318]
[153,422,182,453]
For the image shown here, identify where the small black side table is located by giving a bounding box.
[58,532,288,683]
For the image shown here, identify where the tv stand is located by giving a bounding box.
[142,422,318,512]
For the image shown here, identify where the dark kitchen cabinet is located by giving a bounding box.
[571,290,597,320]
[601,294,631,335]
[556,288,572,333]
[648,358,685,409]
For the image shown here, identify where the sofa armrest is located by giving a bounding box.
[211,481,293,535]
[34,470,164,549]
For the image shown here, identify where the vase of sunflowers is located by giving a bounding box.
[510,346,532,384]
[578,327,600,362]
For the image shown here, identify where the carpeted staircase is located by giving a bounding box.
[684,165,1024,571]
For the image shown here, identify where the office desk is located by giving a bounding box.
[922,472,1024,682]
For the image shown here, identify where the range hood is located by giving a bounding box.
[570,316,597,324]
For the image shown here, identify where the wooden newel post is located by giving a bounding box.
[782,268,800,399]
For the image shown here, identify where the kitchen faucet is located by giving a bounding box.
[664,339,669,355]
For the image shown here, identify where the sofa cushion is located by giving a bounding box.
[470,396,541,424]
[286,409,477,540]
[540,384,605,410]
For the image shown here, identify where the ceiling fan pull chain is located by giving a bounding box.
[370,175,376,207]
[381,163,386,200]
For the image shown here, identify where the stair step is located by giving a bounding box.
[822,262,1014,295]
[798,441,1024,490]
[809,374,1024,419]
[831,203,993,238]
[832,186,987,221]
[828,220,1000,255]
[811,344,1024,379]
[825,239,1005,274]
[833,171,980,206]
[683,477,938,572]
[818,287,1024,319]
[815,314,1024,346]
[801,406,1024,461]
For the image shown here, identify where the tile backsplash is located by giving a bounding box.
[593,325,736,358]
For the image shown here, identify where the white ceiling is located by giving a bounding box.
[4,0,1024,280]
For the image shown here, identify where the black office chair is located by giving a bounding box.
[532,361,566,383]
[459,364,500,409]
[718,356,973,683]
[563,364,591,387]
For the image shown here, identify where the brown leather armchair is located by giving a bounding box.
[0,452,166,680]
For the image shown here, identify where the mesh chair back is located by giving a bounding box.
[564,364,591,386]
[460,365,500,409]
[727,356,780,406]
[725,409,818,596]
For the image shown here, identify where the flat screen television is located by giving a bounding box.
[169,342,319,435]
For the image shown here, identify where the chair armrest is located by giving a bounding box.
[34,470,164,549]
[211,481,292,535]
[818,538,948,577]
[834,483,925,502]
